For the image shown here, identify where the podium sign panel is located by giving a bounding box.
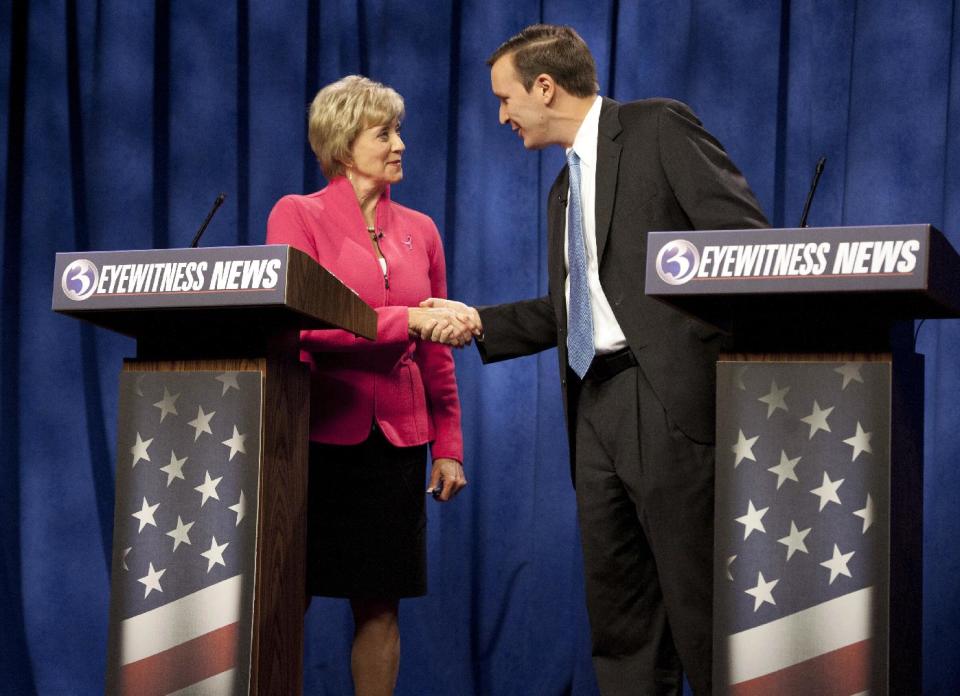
[645,224,960,327]
[53,245,291,311]
[52,244,375,345]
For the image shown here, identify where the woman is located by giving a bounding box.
[266,75,472,696]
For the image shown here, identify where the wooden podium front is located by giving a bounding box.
[53,245,375,695]
[645,225,960,695]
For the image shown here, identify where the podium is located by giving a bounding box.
[53,245,375,695]
[645,225,960,695]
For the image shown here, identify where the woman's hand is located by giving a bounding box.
[408,307,474,347]
[426,458,467,502]
[420,298,483,341]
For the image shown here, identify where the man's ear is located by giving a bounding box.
[535,73,556,104]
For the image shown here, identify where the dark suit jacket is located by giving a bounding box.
[478,98,769,482]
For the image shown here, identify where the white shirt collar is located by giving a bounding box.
[567,95,603,168]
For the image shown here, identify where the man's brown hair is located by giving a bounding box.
[487,24,599,98]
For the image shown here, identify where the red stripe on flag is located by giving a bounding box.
[119,622,238,696]
[729,638,872,696]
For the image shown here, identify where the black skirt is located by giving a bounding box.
[306,426,428,598]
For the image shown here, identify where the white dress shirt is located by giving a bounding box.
[565,96,628,355]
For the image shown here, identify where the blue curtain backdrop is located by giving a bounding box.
[2,1,959,694]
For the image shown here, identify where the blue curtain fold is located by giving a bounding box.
[2,1,959,693]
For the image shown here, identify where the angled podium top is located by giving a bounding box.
[52,245,377,355]
[644,224,960,351]
[645,224,960,322]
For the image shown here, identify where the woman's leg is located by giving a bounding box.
[350,598,400,696]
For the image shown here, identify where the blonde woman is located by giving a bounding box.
[266,76,475,695]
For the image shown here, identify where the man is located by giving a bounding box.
[424,24,768,695]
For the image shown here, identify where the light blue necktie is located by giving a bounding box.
[565,150,595,379]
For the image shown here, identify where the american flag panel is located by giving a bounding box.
[714,361,890,696]
[105,369,262,696]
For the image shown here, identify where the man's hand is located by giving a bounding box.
[426,457,467,502]
[419,298,483,346]
[408,306,474,347]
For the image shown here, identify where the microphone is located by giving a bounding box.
[190,192,226,248]
[798,157,826,228]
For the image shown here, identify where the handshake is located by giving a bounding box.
[408,298,483,348]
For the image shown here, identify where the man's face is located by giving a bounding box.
[490,54,550,150]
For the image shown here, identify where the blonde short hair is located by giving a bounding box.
[308,75,405,180]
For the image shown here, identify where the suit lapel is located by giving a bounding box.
[594,98,622,264]
[548,168,569,332]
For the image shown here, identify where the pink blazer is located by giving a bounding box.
[266,177,463,463]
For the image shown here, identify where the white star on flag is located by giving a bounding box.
[215,371,241,395]
[131,497,159,533]
[843,422,873,461]
[853,494,875,533]
[757,380,790,418]
[201,536,229,572]
[744,571,779,611]
[726,555,737,581]
[777,521,811,560]
[159,451,188,486]
[735,500,768,539]
[834,362,864,390]
[153,387,180,422]
[165,516,194,551]
[800,401,834,439]
[187,406,215,441]
[731,430,759,467]
[138,562,166,598]
[810,471,844,511]
[130,432,153,468]
[194,470,223,507]
[222,426,247,461]
[229,491,246,526]
[820,544,855,584]
[121,547,131,571]
[767,450,801,489]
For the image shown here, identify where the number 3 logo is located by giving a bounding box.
[62,259,99,301]
[655,240,700,286]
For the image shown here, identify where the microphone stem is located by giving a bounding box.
[191,193,226,248]
[799,157,826,228]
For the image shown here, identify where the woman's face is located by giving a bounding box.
[347,118,404,187]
